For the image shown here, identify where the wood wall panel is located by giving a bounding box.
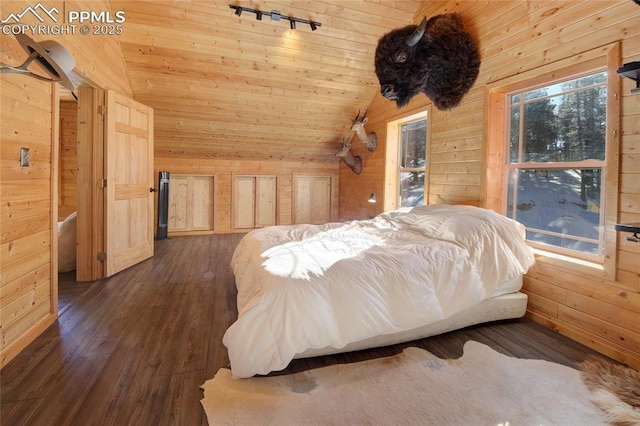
[109,0,421,163]
[155,158,339,233]
[340,0,640,368]
[0,71,53,367]
[0,0,133,367]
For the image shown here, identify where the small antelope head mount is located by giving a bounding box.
[351,109,377,151]
[335,137,362,174]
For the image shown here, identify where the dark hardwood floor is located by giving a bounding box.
[57,271,97,314]
[1,234,608,425]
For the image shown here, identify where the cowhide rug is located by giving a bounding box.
[201,341,613,425]
[578,355,640,425]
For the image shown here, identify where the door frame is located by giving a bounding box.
[75,86,105,281]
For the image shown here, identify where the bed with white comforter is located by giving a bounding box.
[223,204,535,378]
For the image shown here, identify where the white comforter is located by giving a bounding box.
[223,205,535,378]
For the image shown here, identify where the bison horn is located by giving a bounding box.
[405,17,427,47]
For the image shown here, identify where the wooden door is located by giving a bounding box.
[294,175,332,224]
[168,175,189,231]
[233,175,277,230]
[104,90,154,277]
[190,176,215,230]
[234,176,257,229]
[168,175,214,233]
[255,176,276,228]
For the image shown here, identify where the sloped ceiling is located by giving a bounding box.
[110,1,421,163]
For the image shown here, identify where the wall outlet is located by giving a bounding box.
[20,147,30,167]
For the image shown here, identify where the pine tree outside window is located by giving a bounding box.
[506,71,607,262]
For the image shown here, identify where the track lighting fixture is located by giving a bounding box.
[229,4,322,31]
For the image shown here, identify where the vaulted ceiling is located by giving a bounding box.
[109,1,422,163]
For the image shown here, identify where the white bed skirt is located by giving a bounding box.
[295,287,527,359]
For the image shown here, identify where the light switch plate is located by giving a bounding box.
[20,147,30,167]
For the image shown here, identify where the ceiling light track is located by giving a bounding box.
[229,4,321,31]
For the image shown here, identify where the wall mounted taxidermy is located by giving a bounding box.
[375,14,480,110]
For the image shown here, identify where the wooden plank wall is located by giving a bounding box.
[154,158,339,233]
[58,100,78,221]
[0,75,55,369]
[340,0,640,368]
[0,0,132,367]
[109,1,420,163]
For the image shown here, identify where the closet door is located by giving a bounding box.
[255,176,276,228]
[234,176,257,229]
[168,175,189,232]
[190,176,215,231]
[233,175,276,230]
[293,175,332,224]
[168,175,214,234]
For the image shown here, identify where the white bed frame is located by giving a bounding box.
[296,285,527,359]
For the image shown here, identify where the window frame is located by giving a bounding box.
[484,43,621,280]
[398,116,428,207]
[505,71,608,263]
[384,110,431,211]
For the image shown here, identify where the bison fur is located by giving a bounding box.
[374,13,480,110]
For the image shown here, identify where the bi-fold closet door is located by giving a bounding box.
[233,175,277,230]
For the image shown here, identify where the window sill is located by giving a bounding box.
[531,247,607,279]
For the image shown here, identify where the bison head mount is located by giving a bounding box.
[374,13,480,110]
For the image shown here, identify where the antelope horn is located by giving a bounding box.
[352,109,361,123]
[406,17,427,47]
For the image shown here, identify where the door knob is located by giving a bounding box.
[150,187,156,192]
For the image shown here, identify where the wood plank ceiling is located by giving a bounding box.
[110,1,422,163]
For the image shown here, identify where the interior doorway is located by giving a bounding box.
[53,85,155,313]
[56,90,85,312]
[55,84,107,312]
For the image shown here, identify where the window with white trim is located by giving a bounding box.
[505,71,607,262]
